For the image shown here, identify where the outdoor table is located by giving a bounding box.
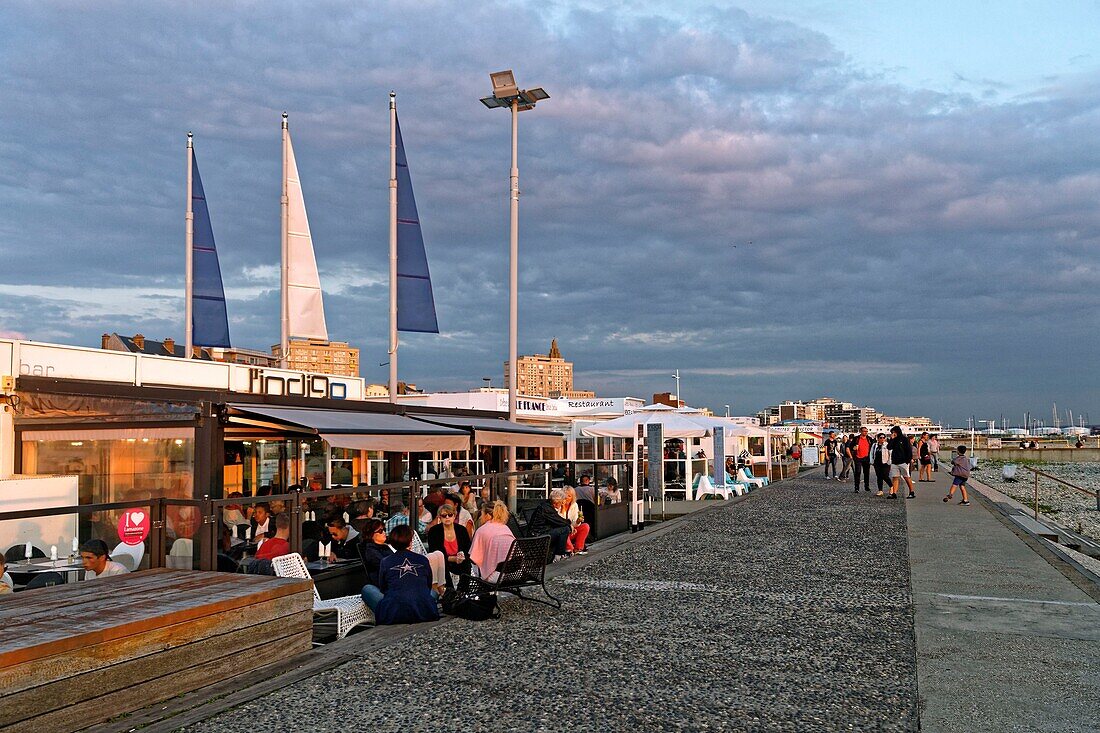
[307,558,365,599]
[6,558,85,586]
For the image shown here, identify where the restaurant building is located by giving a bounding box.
[0,339,560,511]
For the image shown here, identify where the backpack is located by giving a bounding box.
[952,456,971,479]
[441,587,500,621]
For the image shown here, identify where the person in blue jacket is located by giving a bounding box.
[360,524,440,625]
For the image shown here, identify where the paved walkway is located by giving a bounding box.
[182,477,919,732]
[158,469,1098,733]
[906,466,1100,732]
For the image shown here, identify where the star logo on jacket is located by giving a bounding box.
[395,558,420,578]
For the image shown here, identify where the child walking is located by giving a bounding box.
[944,445,972,506]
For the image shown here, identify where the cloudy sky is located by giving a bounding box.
[1,1,1098,427]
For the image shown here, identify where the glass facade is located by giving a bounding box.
[22,434,195,506]
[21,433,194,551]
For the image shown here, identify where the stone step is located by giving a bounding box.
[1008,513,1062,542]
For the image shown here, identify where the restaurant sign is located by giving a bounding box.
[242,368,348,400]
[0,339,365,401]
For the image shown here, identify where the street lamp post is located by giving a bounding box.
[481,70,549,510]
[724,405,730,418]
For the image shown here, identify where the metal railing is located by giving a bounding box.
[1022,465,1100,520]
[0,470,540,576]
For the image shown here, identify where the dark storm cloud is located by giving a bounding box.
[0,1,1097,424]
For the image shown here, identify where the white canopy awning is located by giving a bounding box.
[226,404,471,452]
[409,414,562,449]
[581,411,712,439]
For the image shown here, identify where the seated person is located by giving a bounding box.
[250,503,274,539]
[349,498,377,535]
[384,503,426,534]
[360,525,440,624]
[561,487,591,555]
[600,477,622,504]
[475,502,494,530]
[324,516,361,561]
[422,487,447,512]
[0,556,13,594]
[469,500,516,582]
[574,474,596,503]
[80,539,130,579]
[527,489,572,558]
[458,481,480,516]
[442,492,475,535]
[425,504,471,587]
[255,512,292,560]
[357,519,395,587]
[221,492,249,528]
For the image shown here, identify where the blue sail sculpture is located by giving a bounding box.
[395,113,439,334]
[190,151,231,348]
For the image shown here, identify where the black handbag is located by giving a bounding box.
[442,587,499,621]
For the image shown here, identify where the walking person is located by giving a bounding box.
[838,434,854,481]
[870,433,891,496]
[917,432,933,482]
[929,434,940,472]
[887,425,916,499]
[848,427,872,493]
[823,432,839,480]
[944,445,972,505]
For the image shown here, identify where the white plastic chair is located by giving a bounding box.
[724,480,750,497]
[166,538,193,569]
[110,541,145,572]
[736,468,768,489]
[272,553,372,639]
[693,474,732,501]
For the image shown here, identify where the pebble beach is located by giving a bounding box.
[973,461,1100,539]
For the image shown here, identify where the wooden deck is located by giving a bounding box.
[0,568,314,733]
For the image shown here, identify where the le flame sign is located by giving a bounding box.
[118,508,151,546]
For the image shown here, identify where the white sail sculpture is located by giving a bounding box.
[280,113,328,365]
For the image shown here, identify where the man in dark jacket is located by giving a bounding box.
[324,516,362,560]
[527,489,572,558]
[887,426,916,499]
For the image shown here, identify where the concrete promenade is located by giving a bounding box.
[116,468,1096,733]
[906,467,1100,732]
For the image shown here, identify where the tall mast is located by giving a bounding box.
[388,92,398,402]
[280,112,289,368]
[185,132,194,359]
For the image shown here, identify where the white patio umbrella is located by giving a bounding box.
[583,410,712,525]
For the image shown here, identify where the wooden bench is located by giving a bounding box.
[0,568,313,733]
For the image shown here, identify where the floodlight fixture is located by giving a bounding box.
[486,70,549,112]
[490,69,518,98]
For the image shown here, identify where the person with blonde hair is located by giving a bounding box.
[560,486,591,555]
[468,500,515,582]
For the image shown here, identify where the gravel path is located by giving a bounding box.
[184,476,918,733]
